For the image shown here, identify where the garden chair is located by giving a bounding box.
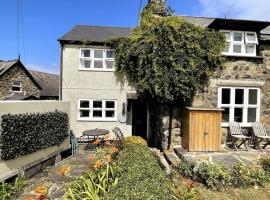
[252,123,270,151]
[70,130,78,155]
[229,122,250,151]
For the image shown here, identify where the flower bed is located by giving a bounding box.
[64,136,178,200]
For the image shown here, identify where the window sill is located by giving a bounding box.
[221,123,255,128]
[78,118,117,122]
[222,55,264,60]
[78,68,115,72]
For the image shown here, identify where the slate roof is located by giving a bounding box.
[4,94,38,101]
[59,15,270,44]
[0,60,18,76]
[59,25,133,43]
[29,70,59,97]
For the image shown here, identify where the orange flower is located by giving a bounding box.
[103,134,110,139]
[92,138,101,145]
[35,185,47,194]
[105,141,111,146]
[24,196,36,200]
[105,154,112,162]
[112,146,119,153]
[59,165,71,176]
[94,160,104,169]
[88,154,94,161]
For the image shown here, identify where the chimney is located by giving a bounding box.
[148,0,166,16]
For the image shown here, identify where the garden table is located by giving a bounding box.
[82,128,109,140]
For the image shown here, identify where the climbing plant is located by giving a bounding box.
[108,2,226,147]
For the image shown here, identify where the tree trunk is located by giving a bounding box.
[167,104,173,150]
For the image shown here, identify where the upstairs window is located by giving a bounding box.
[78,99,117,121]
[80,48,115,71]
[11,81,22,93]
[221,31,258,56]
[218,87,260,126]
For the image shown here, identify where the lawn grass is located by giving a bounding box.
[198,184,270,200]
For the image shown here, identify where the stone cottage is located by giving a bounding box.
[59,0,270,148]
[0,59,59,100]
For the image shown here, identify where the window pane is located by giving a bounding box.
[106,50,114,58]
[94,50,103,58]
[106,60,115,69]
[94,60,103,68]
[222,107,230,122]
[106,111,115,118]
[12,86,21,92]
[80,100,89,108]
[246,33,256,42]
[93,111,102,117]
[233,44,242,53]
[221,88,230,104]
[80,110,89,117]
[246,44,255,54]
[81,49,91,58]
[224,32,231,41]
[235,89,244,104]
[234,108,243,123]
[93,101,102,108]
[223,43,230,53]
[248,108,257,122]
[249,89,258,105]
[233,32,243,42]
[106,101,115,108]
[12,81,21,86]
[81,60,91,68]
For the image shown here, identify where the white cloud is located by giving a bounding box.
[197,0,270,21]
[26,63,59,75]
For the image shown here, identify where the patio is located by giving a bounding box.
[165,145,269,168]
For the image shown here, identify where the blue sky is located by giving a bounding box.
[1,0,269,74]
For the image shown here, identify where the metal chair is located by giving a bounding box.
[252,123,270,151]
[229,122,250,151]
[70,130,78,155]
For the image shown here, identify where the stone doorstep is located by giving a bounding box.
[164,151,181,167]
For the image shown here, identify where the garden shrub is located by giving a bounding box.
[0,111,69,160]
[125,136,147,145]
[0,177,28,200]
[260,153,270,173]
[230,164,270,187]
[176,160,196,179]
[106,143,174,200]
[196,162,231,189]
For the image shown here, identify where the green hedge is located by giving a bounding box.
[0,111,69,160]
[106,143,174,200]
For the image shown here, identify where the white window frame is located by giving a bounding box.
[11,80,22,93]
[218,87,261,127]
[221,30,258,57]
[78,99,117,121]
[79,48,115,71]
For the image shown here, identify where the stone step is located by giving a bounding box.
[174,146,186,159]
[150,148,171,175]
[164,151,181,167]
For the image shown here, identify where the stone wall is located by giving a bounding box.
[162,44,270,149]
[0,64,40,100]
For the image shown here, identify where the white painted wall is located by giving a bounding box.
[0,101,71,182]
[61,44,134,137]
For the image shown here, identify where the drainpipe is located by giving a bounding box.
[59,43,63,101]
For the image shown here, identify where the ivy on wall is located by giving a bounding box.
[0,111,69,160]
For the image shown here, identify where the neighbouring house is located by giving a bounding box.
[29,70,59,100]
[59,2,270,146]
[0,59,59,100]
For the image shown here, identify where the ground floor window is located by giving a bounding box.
[78,99,117,121]
[218,87,260,126]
